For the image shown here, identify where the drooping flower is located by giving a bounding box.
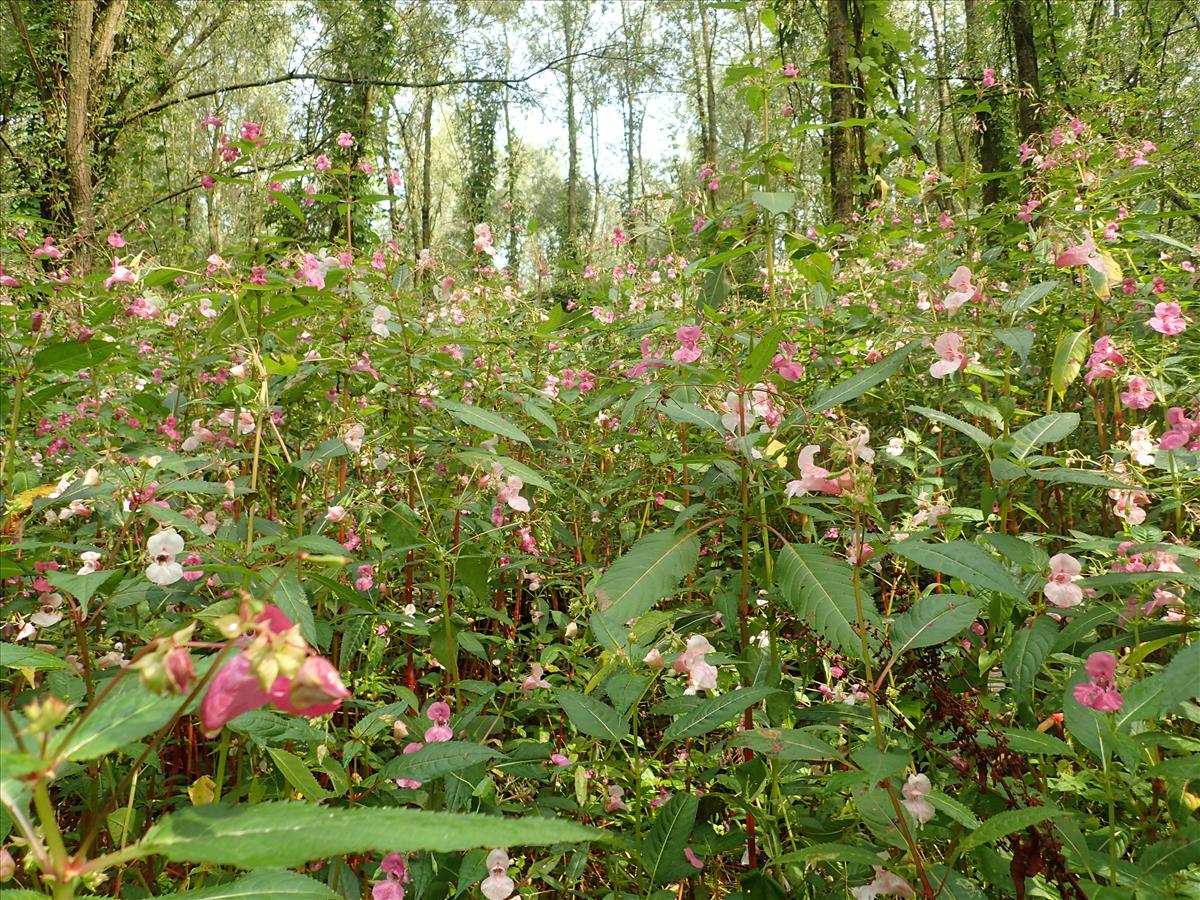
[199,605,350,735]
[343,423,365,453]
[520,663,552,692]
[929,332,967,378]
[104,258,137,290]
[942,265,978,313]
[674,635,718,694]
[1043,553,1084,608]
[239,121,263,142]
[493,465,531,513]
[785,446,842,498]
[1084,336,1125,385]
[473,222,496,255]
[900,773,935,828]
[146,529,185,585]
[1055,236,1104,272]
[604,784,628,812]
[981,67,996,88]
[480,849,515,900]
[424,700,453,743]
[370,304,392,338]
[1073,651,1123,712]
[337,131,354,148]
[684,847,704,869]
[1159,406,1200,450]
[852,866,916,899]
[315,154,332,172]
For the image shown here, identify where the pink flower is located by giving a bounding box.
[929,332,967,378]
[473,222,496,255]
[605,784,628,813]
[1073,652,1123,712]
[107,231,126,249]
[337,131,354,148]
[550,752,572,766]
[942,265,978,313]
[298,253,326,289]
[673,635,718,694]
[785,445,842,497]
[373,881,405,900]
[201,112,222,129]
[494,472,530,513]
[380,853,408,882]
[684,847,704,870]
[1084,336,1125,385]
[782,63,798,77]
[104,258,137,290]
[200,175,215,190]
[239,121,263,142]
[199,606,350,735]
[315,154,332,172]
[1147,302,1188,336]
[520,663,552,692]
[852,867,915,899]
[900,773,935,827]
[981,67,996,87]
[672,325,704,363]
[1119,377,1156,410]
[1159,407,1199,450]
[1043,553,1083,608]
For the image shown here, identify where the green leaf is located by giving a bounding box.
[642,792,699,884]
[54,682,178,762]
[590,529,700,631]
[908,405,992,448]
[0,641,70,670]
[138,802,605,868]
[382,741,504,782]
[889,595,980,655]
[957,805,1065,853]
[1002,616,1058,698]
[740,327,784,385]
[653,398,724,432]
[33,340,118,373]
[731,728,838,761]
[267,748,332,801]
[749,190,797,216]
[270,190,306,223]
[782,843,888,868]
[1011,413,1080,461]
[928,793,982,829]
[891,540,1022,599]
[1001,728,1074,757]
[662,685,775,742]
[1002,280,1061,315]
[808,343,915,414]
[994,327,1035,362]
[439,399,532,446]
[778,542,877,659]
[1031,468,1130,489]
[1115,640,1200,729]
[1051,330,1090,399]
[557,690,629,742]
[260,568,316,646]
[45,569,118,615]
[156,870,336,898]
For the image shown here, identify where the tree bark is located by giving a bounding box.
[1010,0,1042,139]
[420,90,433,252]
[563,0,579,256]
[966,0,1003,206]
[698,0,719,168]
[66,0,97,261]
[827,0,854,222]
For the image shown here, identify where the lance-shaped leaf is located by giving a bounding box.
[778,542,878,659]
[642,793,700,884]
[663,685,776,742]
[590,529,700,643]
[891,540,1023,599]
[889,595,980,656]
[808,342,915,414]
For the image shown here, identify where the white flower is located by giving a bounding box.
[370,304,392,338]
[900,773,935,828]
[885,437,905,457]
[78,551,102,575]
[343,423,365,453]
[480,848,515,900]
[146,529,185,586]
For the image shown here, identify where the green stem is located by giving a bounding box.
[213,727,232,802]
[34,780,71,895]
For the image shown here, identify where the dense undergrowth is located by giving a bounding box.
[1,94,1199,900]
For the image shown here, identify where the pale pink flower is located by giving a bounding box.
[604,784,628,813]
[337,131,353,148]
[785,446,842,498]
[942,265,978,313]
[343,423,365,453]
[495,471,530,513]
[1044,553,1084,608]
[520,663,552,692]
[480,849,514,900]
[929,332,967,378]
[674,635,718,694]
[1055,236,1107,275]
[852,866,915,899]
[473,222,496,255]
[315,154,332,172]
[325,505,348,523]
[104,258,137,290]
[107,231,126,249]
[900,773,935,828]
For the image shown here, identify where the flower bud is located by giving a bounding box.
[23,696,68,734]
[163,645,195,694]
[288,656,351,710]
[0,847,14,881]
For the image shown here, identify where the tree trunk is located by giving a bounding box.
[1010,0,1042,139]
[564,0,578,256]
[66,0,96,263]
[698,0,719,168]
[420,90,433,253]
[827,0,854,222]
[966,0,1003,207]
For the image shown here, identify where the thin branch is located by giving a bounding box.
[5,0,52,104]
[123,49,613,128]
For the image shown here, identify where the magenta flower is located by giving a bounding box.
[1084,336,1125,385]
[199,605,350,735]
[1044,553,1084,608]
[1055,236,1105,273]
[239,121,263,142]
[981,67,996,87]
[1073,652,1123,713]
[1147,302,1188,336]
[315,154,332,172]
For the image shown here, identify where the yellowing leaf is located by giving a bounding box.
[764,439,788,468]
[188,775,216,806]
